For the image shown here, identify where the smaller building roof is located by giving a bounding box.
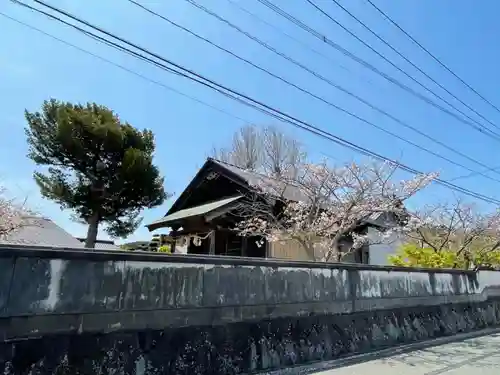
[0,216,84,248]
[147,195,243,231]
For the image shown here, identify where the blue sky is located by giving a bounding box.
[1,0,500,243]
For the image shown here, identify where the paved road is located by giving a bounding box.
[261,331,500,375]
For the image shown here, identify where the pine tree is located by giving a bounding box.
[25,99,168,248]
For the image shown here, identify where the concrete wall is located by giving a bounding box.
[1,245,500,374]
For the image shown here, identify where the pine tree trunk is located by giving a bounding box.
[85,211,99,249]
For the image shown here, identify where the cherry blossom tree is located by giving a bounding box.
[0,187,27,241]
[392,199,500,269]
[235,159,437,262]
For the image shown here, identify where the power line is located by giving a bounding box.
[11,0,500,204]
[305,0,500,137]
[0,5,458,183]
[17,0,500,204]
[4,6,341,169]
[0,12,252,127]
[256,0,500,141]
[224,0,379,89]
[173,0,500,181]
[327,0,500,132]
[0,10,339,168]
[365,0,500,117]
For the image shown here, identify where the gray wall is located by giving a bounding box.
[2,245,500,374]
[1,244,500,341]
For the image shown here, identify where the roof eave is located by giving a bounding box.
[147,195,244,232]
[146,215,202,232]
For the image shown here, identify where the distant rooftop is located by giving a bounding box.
[0,215,84,248]
[0,215,121,250]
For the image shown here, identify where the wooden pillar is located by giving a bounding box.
[170,230,177,254]
[209,230,216,255]
[265,239,271,258]
[242,237,248,257]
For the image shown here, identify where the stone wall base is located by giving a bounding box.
[2,299,500,374]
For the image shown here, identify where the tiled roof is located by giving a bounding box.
[1,216,122,250]
[211,159,311,203]
[0,216,84,248]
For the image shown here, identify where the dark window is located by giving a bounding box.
[246,236,266,258]
[226,233,243,256]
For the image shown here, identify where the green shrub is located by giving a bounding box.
[389,242,500,269]
[158,245,171,254]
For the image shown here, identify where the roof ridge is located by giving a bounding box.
[209,157,250,171]
[209,157,283,183]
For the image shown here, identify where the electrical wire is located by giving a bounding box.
[224,0,380,89]
[0,12,253,127]
[327,0,500,132]
[131,0,500,182]
[10,0,500,204]
[365,0,500,117]
[306,0,500,136]
[0,10,342,169]
[19,0,500,203]
[257,0,500,141]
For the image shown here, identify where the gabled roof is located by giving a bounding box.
[164,158,310,217]
[158,158,400,230]
[165,158,247,216]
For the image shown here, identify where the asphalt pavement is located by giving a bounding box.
[258,330,500,375]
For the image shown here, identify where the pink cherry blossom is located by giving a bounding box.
[235,159,438,262]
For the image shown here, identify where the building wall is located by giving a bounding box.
[367,226,403,265]
[269,239,368,264]
[269,239,313,261]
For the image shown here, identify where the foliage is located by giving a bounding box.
[396,199,500,269]
[235,159,437,261]
[389,242,500,270]
[0,187,26,240]
[389,243,461,268]
[157,245,171,253]
[25,99,168,247]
